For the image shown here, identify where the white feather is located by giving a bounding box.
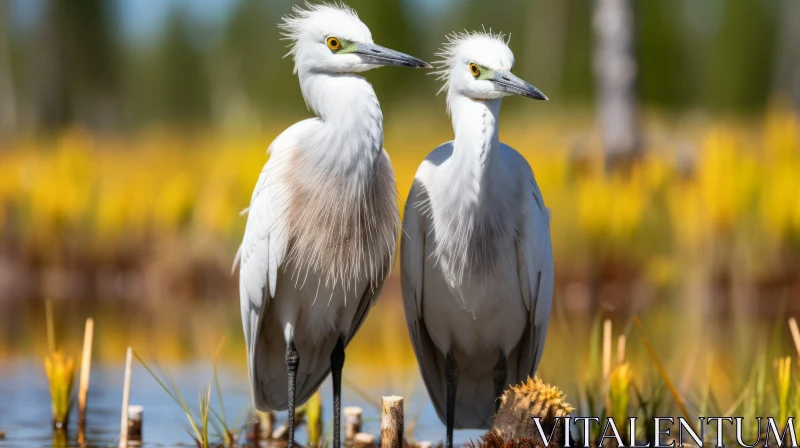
[237,4,400,412]
[401,31,553,430]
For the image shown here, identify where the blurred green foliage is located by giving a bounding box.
[1,0,798,133]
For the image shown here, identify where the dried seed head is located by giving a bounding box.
[492,377,574,447]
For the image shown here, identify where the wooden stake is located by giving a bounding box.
[344,406,363,441]
[789,318,800,360]
[127,405,143,442]
[602,319,612,379]
[245,415,260,443]
[78,318,94,430]
[119,347,133,448]
[380,396,403,448]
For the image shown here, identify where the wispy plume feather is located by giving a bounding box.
[431,28,510,97]
[279,1,360,72]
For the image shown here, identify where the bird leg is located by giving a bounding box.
[445,351,459,448]
[331,336,346,448]
[493,352,508,413]
[286,339,300,447]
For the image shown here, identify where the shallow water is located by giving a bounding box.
[0,290,782,447]
[0,359,486,448]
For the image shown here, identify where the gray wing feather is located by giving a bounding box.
[237,121,312,402]
[239,165,284,388]
[515,172,554,379]
[401,181,449,423]
[347,278,386,343]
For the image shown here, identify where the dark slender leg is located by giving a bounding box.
[286,339,300,447]
[493,352,508,413]
[331,336,346,448]
[445,352,459,448]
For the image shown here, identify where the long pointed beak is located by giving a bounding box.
[355,42,431,69]
[491,70,548,100]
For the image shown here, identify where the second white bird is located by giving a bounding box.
[401,30,554,448]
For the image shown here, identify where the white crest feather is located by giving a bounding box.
[279,1,360,73]
[431,28,511,97]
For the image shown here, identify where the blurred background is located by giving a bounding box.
[0,0,799,446]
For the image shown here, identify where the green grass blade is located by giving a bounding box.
[133,351,203,443]
[133,351,181,405]
[213,363,227,424]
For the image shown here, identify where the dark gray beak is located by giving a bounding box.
[491,70,548,100]
[355,42,432,69]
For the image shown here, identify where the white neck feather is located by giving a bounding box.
[299,71,384,175]
[445,94,503,209]
[281,70,398,293]
[425,94,518,287]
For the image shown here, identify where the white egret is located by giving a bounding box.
[401,31,552,448]
[235,3,429,447]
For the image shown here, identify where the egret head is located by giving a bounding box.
[280,2,430,74]
[434,30,547,110]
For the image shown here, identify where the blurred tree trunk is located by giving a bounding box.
[0,0,16,136]
[32,0,67,131]
[593,0,640,170]
[31,0,120,132]
[775,0,800,111]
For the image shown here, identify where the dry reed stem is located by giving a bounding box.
[789,318,800,360]
[78,318,94,428]
[617,334,626,365]
[633,317,694,428]
[119,347,133,448]
[381,396,403,448]
[261,411,275,438]
[602,320,612,380]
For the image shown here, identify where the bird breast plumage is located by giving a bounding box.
[424,166,525,291]
[280,148,399,295]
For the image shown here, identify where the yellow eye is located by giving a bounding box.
[327,37,342,51]
[469,62,480,77]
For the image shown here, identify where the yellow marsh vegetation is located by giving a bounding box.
[43,351,75,426]
[1,109,798,288]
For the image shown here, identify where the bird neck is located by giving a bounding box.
[299,71,384,169]
[449,95,502,188]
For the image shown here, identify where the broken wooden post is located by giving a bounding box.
[380,396,403,448]
[354,432,376,448]
[245,415,259,444]
[127,405,143,443]
[344,406,363,442]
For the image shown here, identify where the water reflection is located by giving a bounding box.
[0,292,788,447]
